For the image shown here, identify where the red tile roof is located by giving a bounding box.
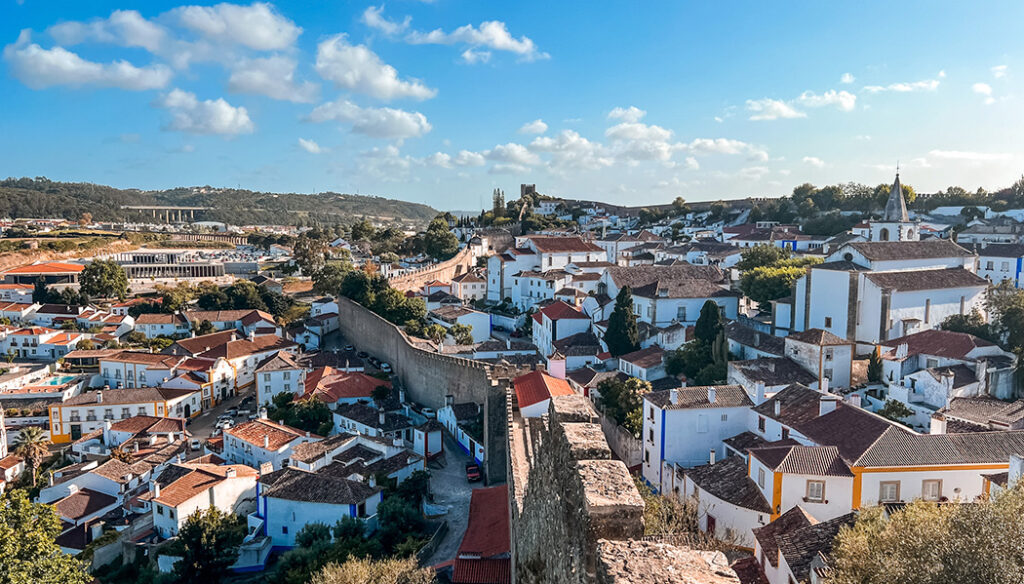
[304,371,389,403]
[513,370,574,409]
[458,485,510,558]
[538,300,588,321]
[451,559,511,584]
[879,329,997,360]
[5,262,84,274]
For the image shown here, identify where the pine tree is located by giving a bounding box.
[711,328,728,366]
[606,286,640,357]
[867,347,883,383]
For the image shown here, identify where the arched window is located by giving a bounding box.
[879,228,890,241]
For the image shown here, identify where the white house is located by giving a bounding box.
[783,329,855,389]
[513,370,575,418]
[450,272,487,302]
[601,265,739,328]
[223,417,320,471]
[487,236,607,303]
[963,242,1024,288]
[133,313,190,338]
[618,346,667,382]
[255,351,305,406]
[641,385,753,492]
[531,300,591,358]
[428,305,491,343]
[147,463,258,538]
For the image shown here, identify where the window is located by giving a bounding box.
[157,505,164,515]
[648,406,655,420]
[824,368,834,381]
[758,468,766,488]
[781,428,790,440]
[284,384,290,391]
[648,428,654,443]
[697,414,708,433]
[720,414,728,422]
[986,260,994,270]
[922,479,942,501]
[644,449,650,463]
[138,407,147,415]
[282,526,288,535]
[1002,261,1010,272]
[676,306,686,321]
[926,358,939,369]
[824,348,834,361]
[824,317,833,328]
[264,374,270,381]
[758,416,766,432]
[806,480,825,503]
[283,371,291,380]
[879,481,900,502]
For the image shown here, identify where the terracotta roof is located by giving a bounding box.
[289,433,357,463]
[335,402,413,432]
[108,415,186,435]
[152,463,256,507]
[198,336,297,360]
[749,445,853,477]
[525,236,603,253]
[134,313,187,325]
[776,513,856,583]
[305,371,388,403]
[752,506,817,567]
[183,309,264,323]
[5,262,84,274]
[786,329,851,346]
[730,358,817,386]
[725,321,785,356]
[513,370,574,409]
[619,346,665,369]
[607,265,734,299]
[170,330,238,355]
[855,427,1024,467]
[646,386,752,410]
[865,268,987,291]
[225,418,312,450]
[723,432,798,455]
[101,351,180,367]
[54,488,118,520]
[62,387,196,406]
[259,467,380,505]
[458,485,510,558]
[682,456,771,513]
[729,556,769,584]
[962,242,1024,257]
[844,239,973,261]
[91,458,152,484]
[255,351,301,372]
[878,329,997,360]
[537,300,588,321]
[451,559,511,584]
[551,332,602,357]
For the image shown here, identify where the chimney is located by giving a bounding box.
[248,329,256,342]
[931,413,948,435]
[48,473,54,487]
[819,395,838,417]
[151,481,160,499]
[445,394,454,407]
[849,393,862,409]
[96,391,103,404]
[378,409,386,426]
[90,522,104,541]
[773,399,781,417]
[707,387,716,404]
[393,437,403,448]
[506,337,511,350]
[669,388,679,405]
[258,407,268,420]
[263,435,269,449]
[755,381,766,405]
[305,431,310,439]
[709,449,716,465]
[368,474,377,488]
[225,467,236,479]
[103,419,112,431]
[820,377,830,394]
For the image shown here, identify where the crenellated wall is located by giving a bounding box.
[386,247,475,292]
[507,394,739,584]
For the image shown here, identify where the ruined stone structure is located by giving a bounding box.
[508,394,739,584]
[387,246,475,292]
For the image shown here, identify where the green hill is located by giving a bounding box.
[0,177,438,226]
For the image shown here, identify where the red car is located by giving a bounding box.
[465,463,482,482]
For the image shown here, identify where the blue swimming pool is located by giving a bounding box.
[38,375,78,386]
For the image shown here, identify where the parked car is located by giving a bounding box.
[357,351,369,359]
[343,344,355,352]
[240,396,255,407]
[380,362,392,373]
[420,407,436,419]
[226,407,239,417]
[369,357,382,368]
[465,463,482,482]
[189,439,202,451]
[216,419,234,430]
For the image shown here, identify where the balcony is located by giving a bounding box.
[86,415,97,422]
[69,415,81,422]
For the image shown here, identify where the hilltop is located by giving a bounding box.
[0,177,439,226]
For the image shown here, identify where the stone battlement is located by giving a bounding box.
[507,394,739,583]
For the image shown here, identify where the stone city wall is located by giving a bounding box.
[508,394,738,584]
[387,246,475,292]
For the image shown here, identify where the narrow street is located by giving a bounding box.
[423,431,481,566]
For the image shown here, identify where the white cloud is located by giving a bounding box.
[485,142,540,166]
[802,156,825,168]
[3,30,172,90]
[489,163,530,174]
[48,9,168,52]
[713,116,723,123]
[155,88,254,135]
[928,150,1011,161]
[460,48,491,64]
[603,122,680,162]
[745,98,805,120]
[840,72,855,84]
[530,130,612,170]
[298,138,322,153]
[425,152,453,168]
[406,20,548,62]
[172,2,301,51]
[992,65,1008,78]
[453,150,486,167]
[607,106,646,123]
[684,156,699,170]
[314,34,436,100]
[855,135,871,141]
[309,99,431,140]
[684,138,768,161]
[862,78,941,93]
[739,166,771,180]
[361,6,410,36]
[518,119,548,134]
[228,55,317,102]
[972,82,996,105]
[797,89,856,111]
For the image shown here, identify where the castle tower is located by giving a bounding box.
[870,170,919,242]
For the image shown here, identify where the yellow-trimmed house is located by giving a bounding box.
[49,387,200,443]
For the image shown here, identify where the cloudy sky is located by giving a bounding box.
[3,1,1023,210]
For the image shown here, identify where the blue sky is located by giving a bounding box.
[2,1,1023,210]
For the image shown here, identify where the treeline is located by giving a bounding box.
[0,177,438,226]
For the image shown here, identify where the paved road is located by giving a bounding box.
[422,431,479,566]
[189,386,257,442]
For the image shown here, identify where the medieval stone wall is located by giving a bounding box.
[387,246,475,292]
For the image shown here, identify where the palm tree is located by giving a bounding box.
[13,426,50,486]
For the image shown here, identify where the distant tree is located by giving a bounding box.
[736,244,789,272]
[12,426,50,486]
[158,281,197,312]
[597,377,652,436]
[78,212,92,225]
[605,286,640,357]
[830,485,1024,584]
[0,490,92,584]
[739,265,806,305]
[195,320,216,336]
[867,347,883,383]
[878,399,914,423]
[423,217,459,260]
[960,206,986,221]
[31,279,50,304]
[79,259,128,300]
[372,385,392,404]
[197,288,229,310]
[174,507,246,584]
[293,234,330,275]
[311,556,435,584]
[109,445,133,463]
[448,323,474,345]
[75,338,95,350]
[423,324,446,345]
[694,300,724,345]
[350,219,376,242]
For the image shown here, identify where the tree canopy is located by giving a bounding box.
[0,490,92,584]
[605,286,640,357]
[423,217,459,260]
[174,507,246,584]
[79,259,128,300]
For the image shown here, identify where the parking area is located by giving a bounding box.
[422,431,488,566]
[188,387,257,441]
